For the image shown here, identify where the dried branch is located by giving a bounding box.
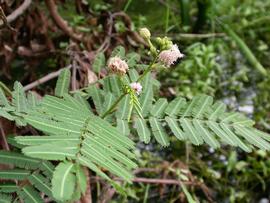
[0,121,9,151]
[0,0,32,27]
[23,65,72,91]
[80,167,92,203]
[45,0,83,42]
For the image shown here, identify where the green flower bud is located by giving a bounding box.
[139,28,151,39]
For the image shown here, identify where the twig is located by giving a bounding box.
[96,12,114,53]
[131,177,198,185]
[0,121,9,151]
[0,7,15,31]
[23,65,72,91]
[154,32,225,39]
[0,0,32,27]
[72,59,78,91]
[92,176,200,186]
[45,0,83,42]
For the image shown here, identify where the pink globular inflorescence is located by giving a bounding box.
[108,56,129,75]
[130,82,143,95]
[158,44,184,67]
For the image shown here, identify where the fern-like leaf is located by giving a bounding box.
[133,94,270,151]
[55,68,71,97]
[16,93,137,199]
[52,162,76,201]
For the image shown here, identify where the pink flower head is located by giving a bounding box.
[130,82,143,95]
[108,57,129,75]
[158,44,184,67]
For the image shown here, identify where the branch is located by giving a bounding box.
[0,121,9,151]
[0,0,32,27]
[23,65,72,91]
[45,0,83,42]
[92,176,200,186]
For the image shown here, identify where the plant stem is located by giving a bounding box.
[136,57,157,82]
[220,21,268,77]
[101,93,126,119]
[0,81,12,96]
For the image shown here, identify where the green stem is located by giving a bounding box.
[101,93,126,119]
[220,21,267,77]
[0,81,12,96]
[136,57,157,82]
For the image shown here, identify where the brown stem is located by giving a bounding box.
[0,121,9,151]
[0,0,32,27]
[80,167,92,203]
[23,65,72,91]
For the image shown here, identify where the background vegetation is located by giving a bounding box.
[1,0,270,202]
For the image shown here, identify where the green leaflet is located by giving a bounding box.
[93,52,105,73]
[234,126,270,150]
[180,118,204,145]
[74,93,91,111]
[164,97,186,117]
[128,69,140,82]
[208,101,226,121]
[149,117,170,146]
[193,120,220,148]
[28,172,52,197]
[27,92,39,109]
[134,118,151,143]
[192,95,213,118]
[116,94,130,120]
[109,75,121,97]
[22,141,79,160]
[12,82,27,113]
[111,45,125,58]
[82,140,134,181]
[126,52,140,68]
[150,98,168,118]
[0,88,10,107]
[0,169,30,180]
[0,193,12,203]
[76,165,87,194]
[0,183,17,193]
[138,94,270,151]
[52,162,76,201]
[18,185,43,203]
[0,108,14,121]
[85,136,137,169]
[78,156,111,181]
[207,121,236,146]
[117,119,130,136]
[220,123,251,152]
[140,86,153,117]
[165,117,186,140]
[55,68,71,97]
[0,151,40,169]
[25,115,81,136]
[87,85,104,115]
[16,135,80,146]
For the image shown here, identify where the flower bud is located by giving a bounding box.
[158,44,184,67]
[139,28,151,39]
[130,82,143,95]
[108,57,129,75]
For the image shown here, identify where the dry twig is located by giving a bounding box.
[0,121,9,151]
[0,0,32,27]
[23,65,72,91]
